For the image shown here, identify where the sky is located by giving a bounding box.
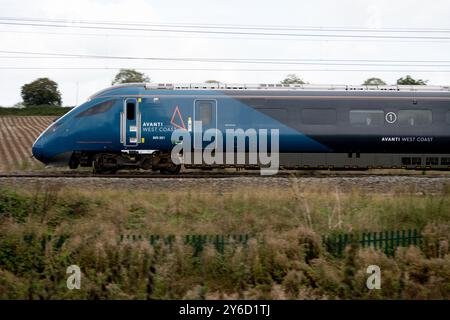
[0,0,450,106]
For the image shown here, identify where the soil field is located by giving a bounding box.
[0,116,53,171]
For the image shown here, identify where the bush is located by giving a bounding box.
[0,106,71,116]
[0,188,30,222]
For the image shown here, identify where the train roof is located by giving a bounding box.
[89,82,450,100]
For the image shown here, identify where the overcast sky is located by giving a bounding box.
[0,0,450,106]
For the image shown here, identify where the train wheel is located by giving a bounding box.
[93,154,119,174]
[160,164,181,174]
[93,164,117,174]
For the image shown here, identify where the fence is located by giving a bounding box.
[21,230,423,258]
[23,233,70,251]
[324,229,422,256]
[119,234,251,255]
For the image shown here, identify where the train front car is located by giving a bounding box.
[32,83,182,173]
[32,105,83,167]
[32,90,126,170]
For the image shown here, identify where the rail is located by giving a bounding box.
[145,82,450,92]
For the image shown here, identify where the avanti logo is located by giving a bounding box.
[170,106,186,130]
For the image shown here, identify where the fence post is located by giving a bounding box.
[374,232,378,249]
[361,233,365,248]
[390,231,395,256]
[402,230,406,247]
[220,235,225,254]
[385,231,389,255]
[379,232,383,252]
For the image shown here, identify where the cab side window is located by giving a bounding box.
[126,102,136,121]
[76,100,115,118]
[196,101,212,126]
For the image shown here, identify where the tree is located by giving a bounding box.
[363,77,386,86]
[396,75,428,85]
[204,80,220,84]
[21,78,62,107]
[281,74,305,85]
[112,69,150,85]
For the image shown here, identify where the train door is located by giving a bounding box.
[121,98,141,147]
[194,99,217,148]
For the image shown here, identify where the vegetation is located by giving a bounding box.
[0,185,449,299]
[112,69,150,85]
[21,78,62,107]
[281,74,305,85]
[0,106,71,116]
[363,78,387,86]
[397,75,428,85]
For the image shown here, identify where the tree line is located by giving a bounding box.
[17,69,429,108]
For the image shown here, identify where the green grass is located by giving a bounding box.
[0,106,72,116]
[0,185,449,299]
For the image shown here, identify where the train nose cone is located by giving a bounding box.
[32,139,48,164]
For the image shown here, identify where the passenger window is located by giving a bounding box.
[301,108,337,125]
[398,110,432,126]
[197,102,212,126]
[350,110,384,126]
[76,100,114,118]
[126,102,136,121]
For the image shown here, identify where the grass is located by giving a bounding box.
[0,159,46,173]
[0,106,72,116]
[0,185,449,299]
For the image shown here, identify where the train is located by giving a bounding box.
[32,82,450,173]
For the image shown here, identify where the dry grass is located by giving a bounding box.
[0,185,449,299]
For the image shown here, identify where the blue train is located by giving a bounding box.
[32,82,450,173]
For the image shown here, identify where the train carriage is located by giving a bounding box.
[32,82,450,173]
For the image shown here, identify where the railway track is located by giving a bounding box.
[1,171,449,194]
[0,171,449,179]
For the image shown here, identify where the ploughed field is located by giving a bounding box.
[0,116,53,171]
